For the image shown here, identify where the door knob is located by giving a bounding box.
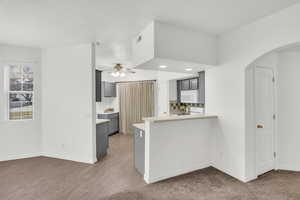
[256,124,264,129]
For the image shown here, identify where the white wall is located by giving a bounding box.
[207,64,246,181]
[155,21,217,65]
[0,44,42,161]
[169,79,177,101]
[132,22,155,66]
[42,44,95,164]
[132,20,217,66]
[207,3,300,182]
[277,51,300,171]
[132,21,217,72]
[144,118,216,183]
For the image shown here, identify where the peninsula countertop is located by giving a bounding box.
[96,119,110,124]
[132,123,145,131]
[143,114,217,123]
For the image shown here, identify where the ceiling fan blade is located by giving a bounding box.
[125,68,135,72]
[96,65,114,71]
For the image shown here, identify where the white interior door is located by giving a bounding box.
[255,66,275,176]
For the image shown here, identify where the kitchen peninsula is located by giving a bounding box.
[133,114,218,184]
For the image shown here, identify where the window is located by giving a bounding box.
[6,64,34,120]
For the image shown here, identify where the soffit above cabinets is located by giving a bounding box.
[132,21,217,73]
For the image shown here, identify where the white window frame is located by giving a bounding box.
[4,62,35,121]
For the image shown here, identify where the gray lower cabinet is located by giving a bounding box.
[96,122,109,160]
[133,126,145,175]
[98,113,119,135]
[110,117,119,133]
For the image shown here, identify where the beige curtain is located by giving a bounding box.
[118,81,155,134]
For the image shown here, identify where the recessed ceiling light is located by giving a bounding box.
[185,68,193,71]
[159,65,168,69]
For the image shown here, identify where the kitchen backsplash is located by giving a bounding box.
[169,101,204,114]
[96,97,119,114]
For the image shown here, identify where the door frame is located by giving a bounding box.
[253,66,278,176]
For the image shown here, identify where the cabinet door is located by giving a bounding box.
[181,79,190,90]
[111,118,117,133]
[111,83,117,97]
[103,82,116,97]
[96,123,109,160]
[108,82,113,97]
[111,117,119,133]
[198,71,205,104]
[95,70,102,102]
[108,120,114,134]
[177,80,181,102]
[108,119,113,134]
[103,82,111,97]
[190,78,198,90]
[107,119,115,134]
[134,127,145,175]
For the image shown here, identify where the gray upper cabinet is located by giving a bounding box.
[198,71,205,104]
[177,72,205,104]
[95,70,102,102]
[181,79,190,90]
[180,78,198,90]
[110,82,116,97]
[102,81,117,97]
[177,80,181,102]
[190,78,199,90]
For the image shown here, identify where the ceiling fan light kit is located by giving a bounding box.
[111,71,120,77]
[99,63,135,78]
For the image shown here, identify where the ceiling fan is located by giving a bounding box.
[98,63,136,77]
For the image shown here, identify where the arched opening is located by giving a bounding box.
[245,43,300,180]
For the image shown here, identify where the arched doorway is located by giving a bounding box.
[246,43,300,180]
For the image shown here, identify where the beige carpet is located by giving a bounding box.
[1,134,300,200]
[100,167,300,200]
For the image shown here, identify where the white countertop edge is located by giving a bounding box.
[143,114,218,123]
[96,119,110,124]
[132,123,145,131]
[97,112,119,115]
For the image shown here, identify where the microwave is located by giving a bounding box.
[180,90,199,103]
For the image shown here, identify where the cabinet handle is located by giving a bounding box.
[139,131,143,138]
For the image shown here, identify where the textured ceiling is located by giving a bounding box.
[0,0,298,47]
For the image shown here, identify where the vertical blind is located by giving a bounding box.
[118,80,155,134]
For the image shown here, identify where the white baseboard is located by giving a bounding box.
[0,152,96,164]
[211,164,247,183]
[42,153,95,164]
[146,162,211,184]
[243,175,258,182]
[277,163,300,172]
[0,153,41,162]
